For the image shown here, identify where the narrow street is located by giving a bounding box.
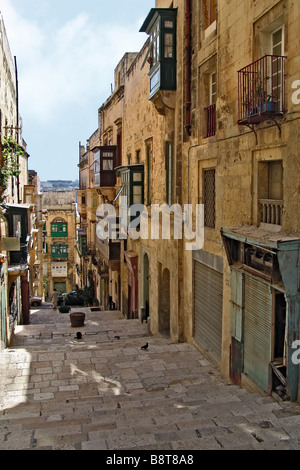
[0,306,300,451]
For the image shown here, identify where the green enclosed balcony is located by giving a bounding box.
[51,222,67,238]
[77,229,87,256]
[51,244,68,259]
[140,8,177,100]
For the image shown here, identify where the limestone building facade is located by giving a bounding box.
[77,0,300,403]
[42,191,78,299]
[0,14,42,347]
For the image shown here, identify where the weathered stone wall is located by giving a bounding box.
[0,14,27,205]
[180,0,300,380]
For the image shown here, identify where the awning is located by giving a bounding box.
[221,225,300,250]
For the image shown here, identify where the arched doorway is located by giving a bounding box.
[159,268,170,336]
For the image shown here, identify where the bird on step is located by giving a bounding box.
[141,342,148,350]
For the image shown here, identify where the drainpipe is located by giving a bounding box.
[184,0,192,136]
[14,56,21,203]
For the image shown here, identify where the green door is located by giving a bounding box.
[54,282,66,294]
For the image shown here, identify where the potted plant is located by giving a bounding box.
[59,305,71,313]
[0,135,22,202]
[252,71,276,113]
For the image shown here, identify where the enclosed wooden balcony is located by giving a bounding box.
[93,146,117,188]
[238,55,286,125]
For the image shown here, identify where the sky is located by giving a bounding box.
[0,0,155,181]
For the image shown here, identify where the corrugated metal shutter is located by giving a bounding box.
[244,275,272,393]
[193,261,223,363]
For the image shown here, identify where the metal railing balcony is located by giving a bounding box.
[238,55,286,124]
[204,103,216,137]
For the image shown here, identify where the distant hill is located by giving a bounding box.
[41,180,79,191]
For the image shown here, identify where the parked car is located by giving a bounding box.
[30,295,42,307]
[58,290,84,306]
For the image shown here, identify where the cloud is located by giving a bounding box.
[1,2,148,125]
[0,0,45,61]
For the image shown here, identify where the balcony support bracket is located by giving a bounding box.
[268,118,282,139]
[242,122,258,145]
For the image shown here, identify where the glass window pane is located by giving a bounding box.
[103,159,113,171]
[164,46,173,58]
[165,33,173,46]
[133,172,142,182]
[133,187,142,204]
[164,20,173,28]
[164,33,173,58]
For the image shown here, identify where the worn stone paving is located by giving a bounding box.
[0,306,300,450]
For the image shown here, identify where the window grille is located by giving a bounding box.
[204,169,216,229]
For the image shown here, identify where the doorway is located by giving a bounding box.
[270,292,287,398]
[159,268,170,336]
[143,253,150,322]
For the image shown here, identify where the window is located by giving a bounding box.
[151,23,160,66]
[204,169,216,229]
[271,27,283,109]
[258,160,283,226]
[146,145,151,205]
[209,72,217,105]
[132,171,143,205]
[119,165,144,207]
[204,71,217,137]
[12,214,22,238]
[51,222,67,237]
[204,0,217,29]
[78,231,87,256]
[164,32,174,58]
[166,141,173,205]
[92,194,98,208]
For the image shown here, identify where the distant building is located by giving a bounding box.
[42,191,79,298]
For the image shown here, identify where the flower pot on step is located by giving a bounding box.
[69,312,86,327]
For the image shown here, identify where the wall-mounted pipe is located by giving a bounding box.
[14,56,21,203]
[184,0,192,136]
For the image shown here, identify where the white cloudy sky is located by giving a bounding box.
[0,0,154,181]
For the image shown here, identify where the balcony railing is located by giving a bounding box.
[259,199,283,226]
[238,55,286,124]
[204,103,216,137]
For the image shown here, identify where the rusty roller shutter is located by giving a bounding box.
[243,274,272,393]
[193,261,223,363]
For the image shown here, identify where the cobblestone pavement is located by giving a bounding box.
[0,306,300,451]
